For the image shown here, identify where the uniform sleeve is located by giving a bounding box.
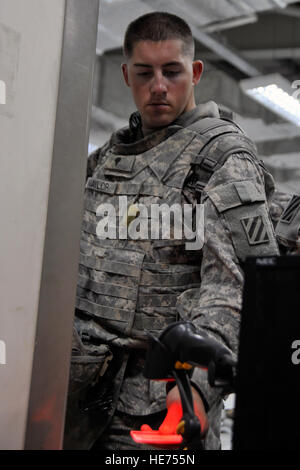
[178,152,280,411]
[268,189,293,228]
[272,191,300,254]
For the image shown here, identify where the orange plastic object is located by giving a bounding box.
[158,402,183,434]
[130,401,184,446]
[130,429,183,445]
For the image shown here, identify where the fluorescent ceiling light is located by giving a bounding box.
[240,73,300,127]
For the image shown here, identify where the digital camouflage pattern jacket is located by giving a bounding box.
[64,102,280,450]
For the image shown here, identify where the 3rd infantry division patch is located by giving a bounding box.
[241,215,270,245]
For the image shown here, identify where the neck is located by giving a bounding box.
[142,125,163,136]
[142,104,198,136]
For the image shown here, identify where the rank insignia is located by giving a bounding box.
[241,215,270,245]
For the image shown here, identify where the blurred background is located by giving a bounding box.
[90,0,300,196]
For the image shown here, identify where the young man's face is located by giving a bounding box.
[122,39,203,132]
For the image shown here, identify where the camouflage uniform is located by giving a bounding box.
[269,191,300,254]
[64,102,279,450]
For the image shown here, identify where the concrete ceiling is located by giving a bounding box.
[97,0,300,55]
[97,0,300,81]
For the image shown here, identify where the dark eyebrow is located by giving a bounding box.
[163,61,182,67]
[133,61,183,68]
[133,63,152,68]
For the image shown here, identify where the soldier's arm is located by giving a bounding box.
[269,189,293,228]
[270,190,300,254]
[187,152,279,410]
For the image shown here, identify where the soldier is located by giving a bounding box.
[64,11,280,450]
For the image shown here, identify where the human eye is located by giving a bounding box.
[136,70,152,77]
[164,70,180,78]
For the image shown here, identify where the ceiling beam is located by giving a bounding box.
[275,5,300,18]
[201,47,300,61]
[190,24,261,77]
[154,0,262,77]
[201,14,258,33]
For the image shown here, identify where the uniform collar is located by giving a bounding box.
[110,101,220,155]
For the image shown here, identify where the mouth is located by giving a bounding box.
[148,103,170,108]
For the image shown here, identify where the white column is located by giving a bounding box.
[0,0,99,449]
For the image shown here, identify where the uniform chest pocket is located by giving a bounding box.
[76,246,145,335]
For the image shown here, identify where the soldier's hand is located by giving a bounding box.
[138,385,208,449]
[159,385,209,438]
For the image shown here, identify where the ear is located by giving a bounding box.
[192,60,203,86]
[122,63,130,87]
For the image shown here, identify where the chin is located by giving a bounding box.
[148,115,175,129]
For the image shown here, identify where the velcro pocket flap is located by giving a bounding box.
[206,179,265,213]
[69,345,112,394]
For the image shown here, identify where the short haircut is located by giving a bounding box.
[123,11,195,60]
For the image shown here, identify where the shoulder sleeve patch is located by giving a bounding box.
[205,180,279,260]
[241,215,270,245]
[226,203,279,260]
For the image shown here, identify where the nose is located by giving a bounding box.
[150,71,167,95]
